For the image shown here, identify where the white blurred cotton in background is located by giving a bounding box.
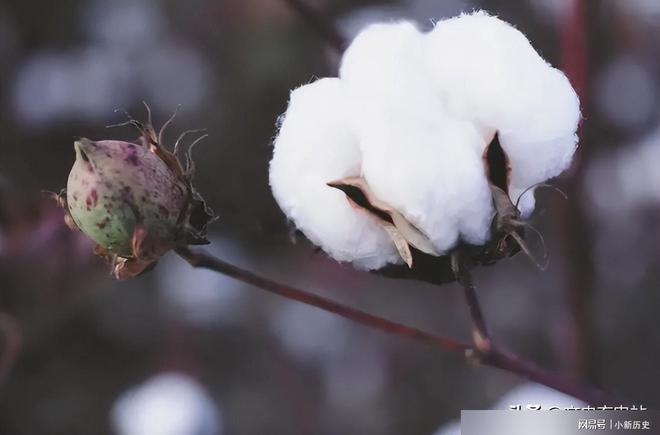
[84,0,164,49]
[111,372,222,435]
[270,302,352,365]
[585,129,660,285]
[432,420,460,435]
[586,129,660,221]
[594,56,656,132]
[11,0,210,127]
[493,382,586,410]
[611,0,660,26]
[157,235,248,327]
[12,49,132,125]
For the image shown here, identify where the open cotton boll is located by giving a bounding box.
[269,78,401,270]
[339,21,436,106]
[508,185,536,218]
[497,73,579,199]
[425,11,580,198]
[425,11,577,134]
[358,106,494,252]
[271,11,580,270]
[424,12,539,134]
[502,131,578,216]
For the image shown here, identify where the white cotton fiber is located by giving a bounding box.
[358,105,493,251]
[339,21,435,106]
[339,19,495,250]
[424,11,580,211]
[270,11,580,269]
[269,78,401,270]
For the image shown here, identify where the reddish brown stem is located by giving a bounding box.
[451,252,491,351]
[174,246,467,353]
[461,282,492,351]
[482,345,616,406]
[559,0,599,382]
[175,246,620,406]
[0,313,22,384]
[280,0,347,53]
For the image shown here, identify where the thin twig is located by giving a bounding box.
[481,344,614,406]
[174,246,468,353]
[451,251,491,352]
[462,284,490,349]
[175,246,620,406]
[280,0,347,53]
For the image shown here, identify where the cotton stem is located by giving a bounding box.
[175,245,621,406]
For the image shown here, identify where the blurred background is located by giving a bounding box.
[0,0,659,434]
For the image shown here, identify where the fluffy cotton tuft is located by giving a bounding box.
[358,107,493,250]
[270,11,580,269]
[424,11,580,213]
[269,78,401,270]
[339,21,435,105]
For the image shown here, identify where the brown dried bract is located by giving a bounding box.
[327,176,438,267]
[329,133,549,286]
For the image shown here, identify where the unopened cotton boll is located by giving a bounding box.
[269,78,401,270]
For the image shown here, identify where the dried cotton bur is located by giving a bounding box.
[53,105,215,279]
[269,11,580,284]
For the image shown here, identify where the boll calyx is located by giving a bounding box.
[59,110,215,279]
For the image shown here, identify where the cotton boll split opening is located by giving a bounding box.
[269,11,580,273]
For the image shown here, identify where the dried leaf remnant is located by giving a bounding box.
[327,177,439,267]
[327,133,553,284]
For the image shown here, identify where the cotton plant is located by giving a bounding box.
[39,3,616,412]
[270,11,580,275]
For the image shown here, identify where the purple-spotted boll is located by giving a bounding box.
[61,117,214,279]
[67,138,187,256]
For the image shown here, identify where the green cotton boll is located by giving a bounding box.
[66,138,187,257]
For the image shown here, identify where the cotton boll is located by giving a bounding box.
[272,12,580,269]
[508,185,536,218]
[425,11,580,193]
[425,11,574,133]
[269,78,400,270]
[501,131,578,200]
[497,69,579,191]
[424,12,537,130]
[339,21,437,107]
[359,106,494,252]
